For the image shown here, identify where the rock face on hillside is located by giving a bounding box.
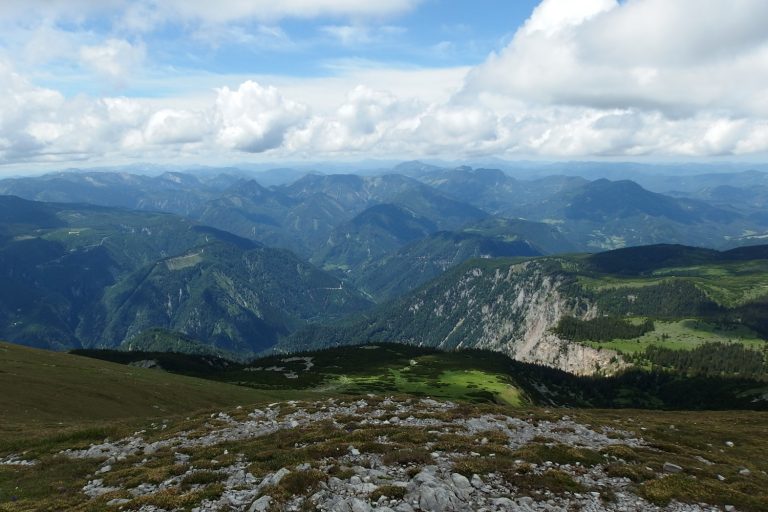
[459,262,618,375]
[286,260,624,376]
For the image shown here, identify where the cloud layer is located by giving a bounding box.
[2,0,768,167]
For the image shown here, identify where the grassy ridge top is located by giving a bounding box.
[0,342,296,432]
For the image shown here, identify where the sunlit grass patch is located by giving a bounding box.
[512,443,604,467]
[504,469,587,496]
[639,474,768,511]
[121,484,224,511]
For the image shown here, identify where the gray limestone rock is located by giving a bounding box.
[248,495,272,512]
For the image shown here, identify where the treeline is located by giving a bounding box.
[637,342,767,379]
[593,280,721,318]
[729,297,768,338]
[498,355,768,410]
[453,347,768,410]
[70,348,234,377]
[554,316,654,342]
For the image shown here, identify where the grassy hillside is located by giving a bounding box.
[1,342,768,511]
[0,342,293,430]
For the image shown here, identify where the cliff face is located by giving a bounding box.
[286,259,626,376]
[411,261,622,375]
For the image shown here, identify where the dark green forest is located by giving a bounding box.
[637,342,768,379]
[554,316,655,342]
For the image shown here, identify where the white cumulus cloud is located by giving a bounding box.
[214,81,309,153]
[144,109,210,145]
[4,0,768,167]
[463,0,768,117]
[452,0,768,157]
[79,39,146,85]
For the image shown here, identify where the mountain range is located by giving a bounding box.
[283,243,768,375]
[1,162,768,372]
[0,196,369,353]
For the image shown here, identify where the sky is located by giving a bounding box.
[2,0,768,171]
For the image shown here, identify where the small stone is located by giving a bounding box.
[717,474,726,481]
[739,468,751,476]
[470,474,484,489]
[349,446,361,456]
[726,441,735,447]
[663,462,683,473]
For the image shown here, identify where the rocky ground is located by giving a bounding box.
[6,397,750,511]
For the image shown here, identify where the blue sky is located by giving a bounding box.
[26,1,538,97]
[1,0,767,171]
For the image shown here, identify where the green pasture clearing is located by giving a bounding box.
[330,366,524,406]
[584,319,767,354]
[579,260,768,307]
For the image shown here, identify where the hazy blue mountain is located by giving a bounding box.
[279,173,488,230]
[250,168,323,187]
[0,196,371,353]
[351,230,541,302]
[5,166,768,272]
[331,216,568,302]
[313,204,438,273]
[195,173,488,258]
[0,171,219,216]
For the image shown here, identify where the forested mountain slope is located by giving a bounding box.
[282,244,768,375]
[0,196,370,353]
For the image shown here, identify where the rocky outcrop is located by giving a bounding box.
[57,398,727,512]
[513,333,623,376]
[285,259,627,376]
[468,261,623,375]
[405,260,624,376]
